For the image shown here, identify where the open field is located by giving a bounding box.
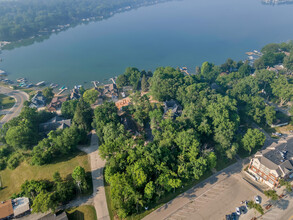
[0,150,90,201]
[0,93,15,109]
[67,205,97,220]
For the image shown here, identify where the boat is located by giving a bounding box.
[50,83,59,88]
[59,86,67,90]
[36,81,45,86]
[17,78,27,83]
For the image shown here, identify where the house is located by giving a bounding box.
[70,88,80,100]
[115,97,131,110]
[248,140,293,188]
[12,197,30,218]
[103,83,118,100]
[47,96,68,112]
[0,200,14,220]
[29,91,46,109]
[163,100,182,119]
[39,116,71,132]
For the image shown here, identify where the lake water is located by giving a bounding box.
[1,0,293,88]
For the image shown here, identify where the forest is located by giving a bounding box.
[0,0,167,42]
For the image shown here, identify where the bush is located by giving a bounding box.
[0,157,7,170]
[7,152,23,170]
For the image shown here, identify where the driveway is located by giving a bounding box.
[0,86,29,127]
[79,131,110,220]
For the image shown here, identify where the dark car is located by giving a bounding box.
[231,212,237,220]
[226,214,231,220]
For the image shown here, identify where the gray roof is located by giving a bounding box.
[39,116,71,132]
[12,197,30,217]
[255,139,293,177]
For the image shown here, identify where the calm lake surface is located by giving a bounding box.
[1,0,293,88]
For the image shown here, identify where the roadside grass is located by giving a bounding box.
[0,94,15,109]
[66,205,97,220]
[0,150,90,201]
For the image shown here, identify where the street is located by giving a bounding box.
[0,86,29,127]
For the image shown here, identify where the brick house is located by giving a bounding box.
[248,141,293,188]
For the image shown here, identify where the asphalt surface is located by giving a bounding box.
[0,86,29,127]
[80,131,110,220]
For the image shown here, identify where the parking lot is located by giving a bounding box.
[165,173,264,220]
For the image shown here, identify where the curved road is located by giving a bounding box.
[0,86,29,127]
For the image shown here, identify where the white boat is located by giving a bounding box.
[36,81,45,86]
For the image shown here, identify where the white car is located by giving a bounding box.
[236,207,241,216]
[255,196,261,204]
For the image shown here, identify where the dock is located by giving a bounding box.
[110,78,116,84]
[57,88,67,95]
[92,81,99,88]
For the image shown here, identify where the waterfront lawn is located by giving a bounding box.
[0,150,90,201]
[0,94,15,109]
[66,205,97,220]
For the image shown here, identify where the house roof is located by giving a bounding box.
[39,116,71,132]
[12,197,30,217]
[0,200,14,219]
[254,139,293,177]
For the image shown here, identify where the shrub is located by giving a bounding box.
[7,152,23,170]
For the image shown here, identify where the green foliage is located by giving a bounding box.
[242,129,266,153]
[116,67,142,90]
[83,89,99,104]
[42,87,54,103]
[141,74,148,92]
[279,179,292,192]
[247,200,264,215]
[72,166,88,192]
[30,126,82,165]
[32,191,56,213]
[72,99,93,132]
[61,100,78,119]
[264,189,278,200]
[7,152,23,170]
[150,67,184,101]
[92,102,120,143]
[264,105,276,125]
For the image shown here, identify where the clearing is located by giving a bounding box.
[0,150,90,201]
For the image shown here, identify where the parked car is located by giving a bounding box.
[245,200,248,209]
[226,214,231,220]
[255,195,261,204]
[231,212,237,220]
[236,207,241,215]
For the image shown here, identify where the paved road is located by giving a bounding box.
[80,131,110,220]
[0,86,29,127]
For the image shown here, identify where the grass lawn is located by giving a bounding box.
[0,150,90,201]
[0,94,15,109]
[67,205,97,220]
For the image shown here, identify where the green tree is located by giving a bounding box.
[61,100,78,119]
[83,89,99,104]
[264,105,276,125]
[72,99,93,132]
[31,191,56,213]
[242,129,266,153]
[144,181,155,200]
[264,189,278,200]
[72,166,88,192]
[141,74,148,92]
[42,87,54,103]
